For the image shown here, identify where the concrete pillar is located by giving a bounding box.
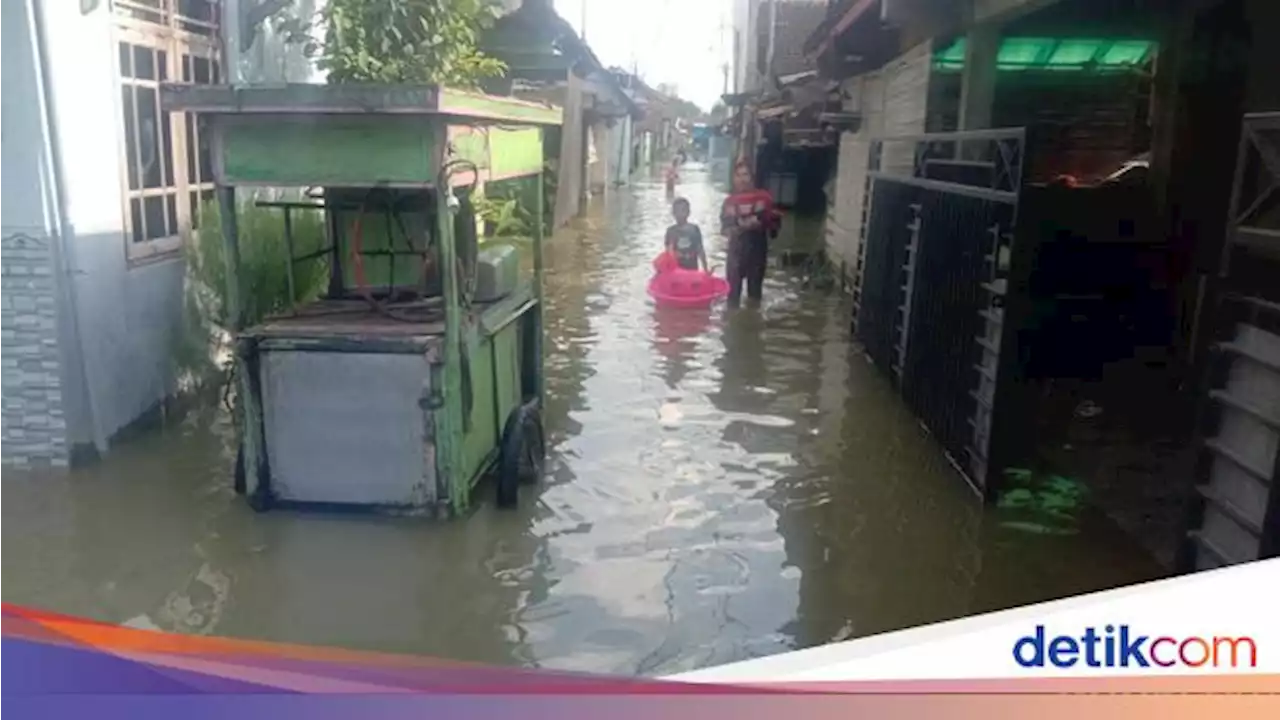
[958,24,999,130]
[221,0,244,84]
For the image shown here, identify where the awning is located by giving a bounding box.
[819,112,862,132]
[932,37,1156,73]
[720,92,758,107]
[777,70,819,88]
[783,128,837,148]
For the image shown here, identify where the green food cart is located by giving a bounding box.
[161,83,560,516]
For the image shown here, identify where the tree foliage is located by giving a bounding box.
[275,0,507,86]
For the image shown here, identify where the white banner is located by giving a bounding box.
[673,559,1280,682]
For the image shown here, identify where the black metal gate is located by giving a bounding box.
[857,181,919,376]
[854,129,1024,498]
[1181,112,1280,571]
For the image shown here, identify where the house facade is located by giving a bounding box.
[803,0,1280,570]
[1,0,310,468]
[484,0,636,228]
[726,0,827,177]
[606,69,642,187]
[731,0,765,96]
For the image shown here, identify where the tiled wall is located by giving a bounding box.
[1,232,68,467]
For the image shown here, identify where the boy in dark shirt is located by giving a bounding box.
[664,197,708,272]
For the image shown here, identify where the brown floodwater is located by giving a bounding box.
[2,164,1163,675]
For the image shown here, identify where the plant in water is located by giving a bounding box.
[272,0,507,87]
[996,467,1089,536]
[474,193,530,239]
[170,201,329,394]
[540,158,558,234]
[474,173,554,241]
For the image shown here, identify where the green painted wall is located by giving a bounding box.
[493,324,522,435]
[449,127,491,172]
[447,125,545,180]
[220,117,437,186]
[440,88,562,125]
[489,127,544,179]
[460,333,499,488]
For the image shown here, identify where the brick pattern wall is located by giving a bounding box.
[828,132,869,276]
[2,232,68,467]
[763,0,828,80]
[880,40,933,177]
[929,71,1150,182]
[825,42,931,284]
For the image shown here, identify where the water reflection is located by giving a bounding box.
[652,306,714,390]
[2,164,1163,675]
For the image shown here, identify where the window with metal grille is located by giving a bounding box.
[113,1,220,262]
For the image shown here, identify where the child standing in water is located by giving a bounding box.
[664,197,708,272]
[720,161,777,307]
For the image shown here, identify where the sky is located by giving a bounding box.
[553,0,733,111]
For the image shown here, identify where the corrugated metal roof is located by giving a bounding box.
[802,0,880,58]
[760,0,828,79]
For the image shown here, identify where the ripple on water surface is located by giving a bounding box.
[2,165,1163,675]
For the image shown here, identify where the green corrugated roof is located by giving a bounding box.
[934,37,1155,72]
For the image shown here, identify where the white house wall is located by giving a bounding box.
[828,133,869,278]
[1,0,77,466]
[827,72,879,279]
[826,41,932,285]
[733,0,761,94]
[2,1,324,467]
[554,73,587,228]
[604,116,634,185]
[606,115,634,186]
[11,0,188,456]
[880,40,933,176]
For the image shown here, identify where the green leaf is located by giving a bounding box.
[285,0,506,86]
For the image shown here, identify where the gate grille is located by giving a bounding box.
[852,129,1024,497]
[902,192,1012,489]
[1182,112,1280,571]
[856,181,919,376]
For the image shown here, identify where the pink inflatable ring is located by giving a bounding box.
[648,268,730,308]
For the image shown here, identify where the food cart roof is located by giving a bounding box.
[160,83,562,127]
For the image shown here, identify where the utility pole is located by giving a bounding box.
[719,11,729,96]
[580,0,587,44]
[765,0,778,85]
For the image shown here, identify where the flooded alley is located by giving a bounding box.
[2,165,1162,675]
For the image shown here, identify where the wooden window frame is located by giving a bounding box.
[112,1,221,265]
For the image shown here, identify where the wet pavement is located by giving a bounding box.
[2,164,1163,674]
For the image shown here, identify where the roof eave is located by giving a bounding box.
[805,0,881,65]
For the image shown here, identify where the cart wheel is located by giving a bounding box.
[516,405,546,486]
[234,444,246,495]
[497,403,546,509]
